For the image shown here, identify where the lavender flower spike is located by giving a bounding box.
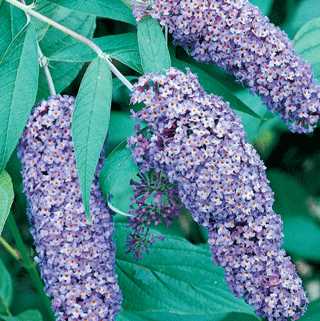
[130,68,308,320]
[134,0,320,133]
[19,95,122,321]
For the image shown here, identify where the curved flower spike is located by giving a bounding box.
[133,0,320,133]
[19,95,122,321]
[130,68,308,321]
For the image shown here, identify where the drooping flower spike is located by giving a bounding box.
[133,0,320,133]
[19,96,122,321]
[129,68,308,321]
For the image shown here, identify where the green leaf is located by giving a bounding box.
[72,58,112,219]
[0,2,27,58]
[294,17,320,81]
[115,223,257,320]
[137,17,171,73]
[35,0,96,98]
[49,33,142,73]
[100,145,138,216]
[251,0,273,15]
[285,0,320,38]
[2,310,43,321]
[300,300,320,321]
[0,25,39,172]
[112,76,137,107]
[0,3,11,59]
[222,312,260,321]
[0,260,13,315]
[48,0,135,24]
[107,112,135,152]
[268,170,320,261]
[173,58,261,119]
[9,5,27,39]
[118,311,228,321]
[0,171,14,235]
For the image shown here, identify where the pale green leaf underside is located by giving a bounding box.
[137,17,171,73]
[0,25,39,171]
[72,58,112,218]
[48,0,135,25]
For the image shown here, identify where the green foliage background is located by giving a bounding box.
[0,0,320,320]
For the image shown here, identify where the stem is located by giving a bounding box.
[0,236,20,261]
[7,213,55,321]
[38,44,57,96]
[6,0,133,91]
[0,298,12,317]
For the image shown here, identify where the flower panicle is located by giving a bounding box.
[133,0,320,133]
[19,95,122,321]
[130,68,308,321]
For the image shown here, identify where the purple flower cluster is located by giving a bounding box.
[130,68,308,321]
[19,95,122,321]
[126,168,181,258]
[133,0,320,133]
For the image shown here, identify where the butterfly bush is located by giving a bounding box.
[129,68,308,321]
[133,0,320,133]
[19,95,122,321]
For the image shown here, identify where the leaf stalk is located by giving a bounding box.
[0,236,20,261]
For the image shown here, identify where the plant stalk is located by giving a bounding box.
[0,236,20,261]
[37,44,57,96]
[6,0,133,91]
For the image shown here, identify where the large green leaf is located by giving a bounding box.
[48,0,135,24]
[0,25,39,171]
[49,33,142,73]
[0,260,13,316]
[3,310,43,321]
[251,0,273,15]
[0,3,11,58]
[115,223,257,321]
[137,17,171,73]
[35,0,96,98]
[100,145,138,216]
[285,0,320,38]
[118,311,227,321]
[72,58,112,219]
[294,17,320,81]
[107,112,135,152]
[300,300,320,321]
[173,58,261,119]
[112,76,137,108]
[0,171,14,235]
[268,170,320,261]
[0,2,27,58]
[9,5,27,39]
